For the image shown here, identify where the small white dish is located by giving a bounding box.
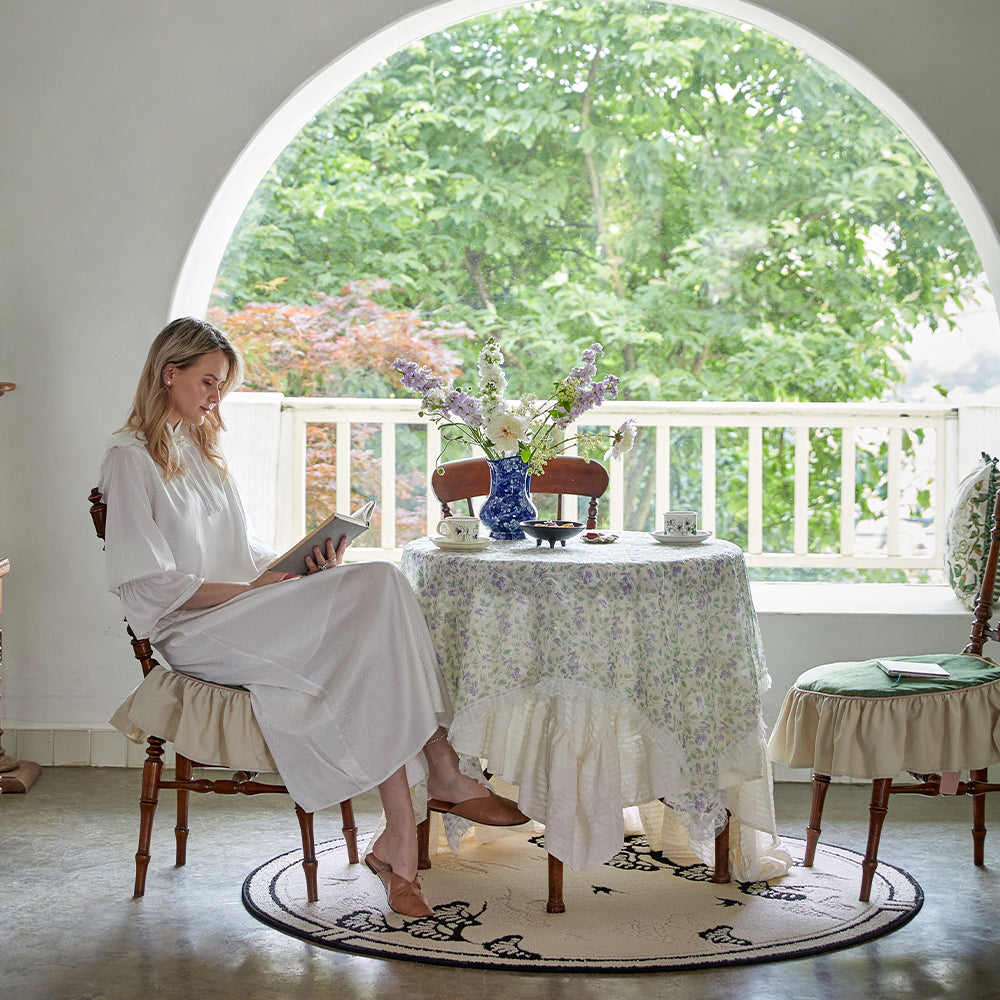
[430,536,492,552]
[649,529,713,546]
[582,531,619,544]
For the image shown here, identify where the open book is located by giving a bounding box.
[269,499,376,574]
[876,658,951,679]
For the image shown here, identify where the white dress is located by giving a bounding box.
[99,426,453,813]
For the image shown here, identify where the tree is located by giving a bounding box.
[211,280,476,542]
[210,1,985,569]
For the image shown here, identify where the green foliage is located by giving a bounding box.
[209,1,986,572]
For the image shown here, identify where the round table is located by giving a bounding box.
[401,531,790,882]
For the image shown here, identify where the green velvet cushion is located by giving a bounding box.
[796,654,1000,698]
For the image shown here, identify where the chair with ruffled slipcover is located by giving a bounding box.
[89,487,359,900]
[767,485,1000,901]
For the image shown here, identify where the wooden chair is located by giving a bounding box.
[768,484,1000,900]
[432,455,610,528]
[89,488,359,900]
[426,457,732,911]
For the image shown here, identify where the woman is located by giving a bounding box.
[100,317,527,918]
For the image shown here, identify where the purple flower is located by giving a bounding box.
[392,359,446,396]
[444,387,484,426]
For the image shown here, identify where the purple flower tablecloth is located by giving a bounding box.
[401,531,791,878]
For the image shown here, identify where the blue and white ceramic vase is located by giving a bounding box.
[479,455,537,539]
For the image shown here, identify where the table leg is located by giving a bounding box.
[547,854,565,913]
[417,815,432,870]
[712,813,731,883]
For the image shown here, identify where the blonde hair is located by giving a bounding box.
[123,317,244,479]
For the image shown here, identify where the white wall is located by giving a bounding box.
[0,1,997,745]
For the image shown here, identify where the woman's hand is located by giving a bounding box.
[304,535,349,574]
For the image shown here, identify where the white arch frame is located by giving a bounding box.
[170,0,1000,318]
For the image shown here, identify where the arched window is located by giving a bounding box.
[173,1,999,577]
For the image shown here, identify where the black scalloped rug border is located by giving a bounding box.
[242,832,922,973]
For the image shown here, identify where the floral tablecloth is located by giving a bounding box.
[401,531,791,878]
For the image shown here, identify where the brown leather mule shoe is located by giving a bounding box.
[426,788,529,826]
[365,853,433,918]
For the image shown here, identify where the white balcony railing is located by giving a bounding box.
[223,394,999,573]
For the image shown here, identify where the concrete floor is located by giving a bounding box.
[2,768,998,1000]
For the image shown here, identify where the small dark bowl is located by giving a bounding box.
[520,520,585,549]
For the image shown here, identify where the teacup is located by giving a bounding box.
[437,516,481,544]
[662,510,698,536]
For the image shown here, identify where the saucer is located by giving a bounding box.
[650,530,713,546]
[431,536,492,552]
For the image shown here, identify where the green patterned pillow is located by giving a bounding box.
[943,453,1000,610]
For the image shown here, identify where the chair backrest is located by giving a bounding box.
[89,487,160,677]
[432,456,610,529]
[964,484,1000,657]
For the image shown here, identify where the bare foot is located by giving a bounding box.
[425,770,493,807]
[423,729,495,805]
[371,830,418,883]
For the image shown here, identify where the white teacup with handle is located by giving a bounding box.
[662,510,698,536]
[437,516,481,544]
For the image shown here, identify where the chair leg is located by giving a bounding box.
[970,767,988,865]
[860,777,892,902]
[339,799,359,865]
[294,804,319,902]
[174,754,192,867]
[134,737,165,897]
[547,854,565,913]
[804,773,831,867]
[712,812,731,883]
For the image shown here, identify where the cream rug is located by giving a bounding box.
[242,831,921,972]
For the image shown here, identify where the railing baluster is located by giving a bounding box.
[275,405,298,554]
[794,425,810,556]
[748,425,763,555]
[336,419,351,518]
[290,408,308,546]
[840,426,856,557]
[701,426,717,535]
[656,424,671,526]
[426,423,442,527]
[381,421,397,549]
[887,426,902,558]
[935,421,953,564]
[609,451,625,533]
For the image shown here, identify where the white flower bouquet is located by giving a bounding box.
[393,339,637,474]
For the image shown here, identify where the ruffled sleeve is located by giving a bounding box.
[248,532,278,573]
[98,443,204,639]
[232,484,277,572]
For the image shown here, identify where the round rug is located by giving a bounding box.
[242,831,922,972]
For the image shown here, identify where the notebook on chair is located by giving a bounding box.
[876,658,951,679]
